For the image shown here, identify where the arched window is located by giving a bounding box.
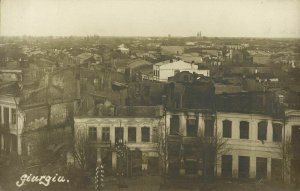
[258,121,268,141]
[240,121,249,139]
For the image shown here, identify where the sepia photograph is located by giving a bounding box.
[0,0,300,190]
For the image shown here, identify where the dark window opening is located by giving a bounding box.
[238,156,250,178]
[142,127,150,142]
[204,119,214,137]
[271,159,282,182]
[258,121,267,141]
[128,127,136,143]
[291,159,300,185]
[256,157,267,179]
[102,127,110,142]
[240,121,249,139]
[170,116,180,135]
[273,123,282,142]
[222,155,232,178]
[292,126,300,155]
[88,127,97,141]
[223,120,232,138]
[4,107,9,125]
[186,118,198,137]
[115,127,124,144]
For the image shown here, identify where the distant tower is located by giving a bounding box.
[168,34,171,39]
[197,32,202,39]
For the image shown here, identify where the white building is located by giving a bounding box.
[153,60,210,82]
[73,106,164,175]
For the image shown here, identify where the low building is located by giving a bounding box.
[153,60,210,82]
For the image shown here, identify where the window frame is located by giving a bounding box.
[222,120,232,138]
[239,121,249,139]
[88,127,97,142]
[141,126,150,142]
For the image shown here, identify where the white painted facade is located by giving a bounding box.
[165,110,300,183]
[153,60,210,82]
[74,116,164,172]
[0,95,24,155]
[216,112,283,180]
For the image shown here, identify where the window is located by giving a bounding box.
[115,127,124,144]
[128,127,136,142]
[271,159,282,181]
[186,118,198,137]
[11,109,16,124]
[256,157,267,179]
[273,123,282,142]
[88,127,97,141]
[240,121,249,139]
[222,120,232,138]
[204,119,214,137]
[238,156,250,178]
[3,107,9,125]
[258,121,267,141]
[222,155,232,178]
[102,127,110,142]
[141,127,150,142]
[0,106,2,124]
[170,116,179,135]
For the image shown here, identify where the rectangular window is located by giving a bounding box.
[102,127,110,142]
[4,107,9,125]
[186,118,198,137]
[115,127,124,144]
[128,127,136,143]
[238,156,250,178]
[204,119,214,137]
[222,120,232,138]
[142,127,150,142]
[222,155,232,178]
[170,116,179,135]
[240,121,249,139]
[256,157,267,179]
[271,159,282,181]
[11,109,16,124]
[273,123,282,142]
[258,121,267,141]
[88,127,97,141]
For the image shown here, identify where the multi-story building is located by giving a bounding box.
[73,105,164,176]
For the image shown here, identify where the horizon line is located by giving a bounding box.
[0,34,300,40]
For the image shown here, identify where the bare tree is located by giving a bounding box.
[276,136,294,182]
[197,131,229,180]
[72,131,89,171]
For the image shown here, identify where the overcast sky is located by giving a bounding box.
[1,0,300,38]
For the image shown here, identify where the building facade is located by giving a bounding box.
[73,106,164,176]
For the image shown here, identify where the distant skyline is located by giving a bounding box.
[1,0,300,38]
